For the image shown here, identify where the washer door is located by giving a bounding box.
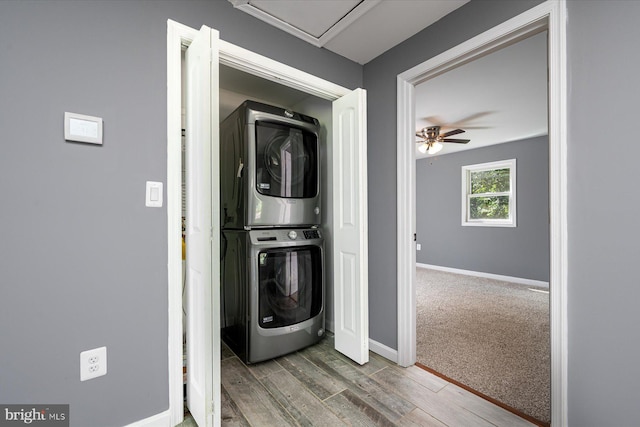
[255,121,318,198]
[257,245,322,328]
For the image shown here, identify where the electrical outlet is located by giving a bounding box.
[80,346,107,381]
[416,243,422,250]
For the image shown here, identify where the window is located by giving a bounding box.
[462,159,516,227]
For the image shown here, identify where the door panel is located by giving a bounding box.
[332,88,369,365]
[185,24,220,427]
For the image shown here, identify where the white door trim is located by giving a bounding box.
[218,40,351,100]
[396,1,567,426]
[167,19,365,426]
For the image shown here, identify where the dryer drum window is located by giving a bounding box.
[258,246,323,329]
[255,121,318,198]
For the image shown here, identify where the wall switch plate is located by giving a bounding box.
[80,346,107,381]
[145,181,163,207]
[416,243,422,250]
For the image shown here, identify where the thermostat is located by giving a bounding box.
[64,112,103,145]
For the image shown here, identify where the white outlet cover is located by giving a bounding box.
[80,346,107,381]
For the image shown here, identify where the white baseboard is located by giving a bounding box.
[327,318,398,364]
[417,263,549,289]
[123,410,171,427]
[369,338,398,363]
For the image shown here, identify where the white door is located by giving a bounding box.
[332,88,369,365]
[185,25,221,427]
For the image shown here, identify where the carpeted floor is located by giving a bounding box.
[415,267,550,424]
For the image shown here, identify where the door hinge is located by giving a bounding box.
[413,233,417,242]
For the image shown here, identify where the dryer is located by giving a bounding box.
[221,228,325,364]
[220,100,321,229]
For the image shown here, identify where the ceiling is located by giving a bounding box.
[229,0,469,65]
[415,30,548,158]
[228,0,548,158]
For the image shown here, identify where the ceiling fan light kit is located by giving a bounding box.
[415,125,470,155]
[428,142,443,154]
[418,141,443,154]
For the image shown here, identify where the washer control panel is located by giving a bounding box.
[303,230,320,239]
[251,228,322,243]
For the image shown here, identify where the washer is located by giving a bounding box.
[221,227,325,364]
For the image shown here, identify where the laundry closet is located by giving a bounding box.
[181,62,337,355]
[174,24,368,426]
[218,65,335,363]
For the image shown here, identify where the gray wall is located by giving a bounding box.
[567,1,640,426]
[362,0,544,352]
[416,137,549,282]
[0,1,361,426]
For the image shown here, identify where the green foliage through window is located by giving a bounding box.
[463,159,516,226]
[469,195,510,219]
[470,168,510,194]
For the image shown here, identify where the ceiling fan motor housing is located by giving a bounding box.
[425,126,440,140]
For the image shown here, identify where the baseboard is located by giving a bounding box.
[123,410,171,427]
[327,318,398,364]
[369,338,398,363]
[417,263,549,289]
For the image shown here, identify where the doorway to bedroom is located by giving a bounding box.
[412,30,550,425]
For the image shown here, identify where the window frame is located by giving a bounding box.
[461,158,516,227]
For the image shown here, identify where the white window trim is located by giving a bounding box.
[461,159,516,227]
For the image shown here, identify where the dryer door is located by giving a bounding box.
[255,121,318,199]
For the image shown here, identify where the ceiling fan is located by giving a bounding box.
[416,126,470,154]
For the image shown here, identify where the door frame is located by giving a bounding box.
[395,1,567,426]
[167,19,361,425]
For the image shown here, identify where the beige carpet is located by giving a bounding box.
[415,267,550,424]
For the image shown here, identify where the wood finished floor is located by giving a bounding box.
[180,335,536,427]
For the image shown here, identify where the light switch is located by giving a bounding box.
[150,187,160,202]
[146,181,163,207]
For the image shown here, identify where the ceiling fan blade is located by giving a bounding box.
[440,129,465,138]
[442,138,470,144]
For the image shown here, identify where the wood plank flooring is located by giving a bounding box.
[180,335,536,427]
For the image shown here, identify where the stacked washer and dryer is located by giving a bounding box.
[220,100,325,364]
